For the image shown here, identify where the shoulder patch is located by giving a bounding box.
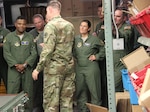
[124,26,131,30]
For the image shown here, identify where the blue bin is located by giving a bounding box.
[128,79,139,105]
[121,69,129,91]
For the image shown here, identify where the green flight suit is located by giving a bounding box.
[3,31,37,111]
[73,34,105,112]
[97,22,134,92]
[0,26,10,89]
[29,28,44,111]
[95,21,108,107]
[113,22,134,91]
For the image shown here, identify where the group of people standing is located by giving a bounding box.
[0,0,139,112]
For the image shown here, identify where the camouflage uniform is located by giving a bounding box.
[35,16,75,112]
[97,21,134,92]
[3,31,37,111]
[0,26,10,89]
[73,34,105,112]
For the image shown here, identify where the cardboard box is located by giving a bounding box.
[86,103,108,112]
[116,92,143,112]
[139,89,150,110]
[128,2,139,16]
[132,105,143,112]
[116,92,132,112]
[140,68,150,94]
[133,0,150,12]
[138,68,150,110]
[121,46,150,74]
[116,92,130,104]
[86,92,143,112]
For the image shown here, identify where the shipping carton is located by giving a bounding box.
[116,92,143,112]
[121,46,150,74]
[133,0,150,12]
[138,68,150,110]
[86,103,108,112]
[140,68,150,94]
[132,105,143,112]
[139,89,150,110]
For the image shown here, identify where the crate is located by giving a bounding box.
[121,69,129,91]
[129,7,150,38]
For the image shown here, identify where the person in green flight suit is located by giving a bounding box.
[113,8,134,91]
[29,14,45,112]
[97,7,134,92]
[93,3,108,108]
[3,16,37,111]
[73,19,105,112]
[0,15,10,90]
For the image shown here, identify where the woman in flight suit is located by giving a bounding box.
[73,20,105,112]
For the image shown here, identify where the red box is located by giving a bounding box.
[130,64,150,95]
[129,7,150,38]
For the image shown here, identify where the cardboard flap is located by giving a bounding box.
[121,46,150,73]
[140,68,150,94]
[86,103,108,112]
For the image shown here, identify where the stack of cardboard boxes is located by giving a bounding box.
[121,46,150,111]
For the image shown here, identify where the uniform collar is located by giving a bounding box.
[51,15,61,21]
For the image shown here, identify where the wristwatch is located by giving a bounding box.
[23,63,27,68]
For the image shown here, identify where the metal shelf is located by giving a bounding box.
[104,0,116,112]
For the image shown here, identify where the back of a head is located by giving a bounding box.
[47,0,61,11]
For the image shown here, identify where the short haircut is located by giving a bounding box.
[81,19,91,33]
[47,0,61,11]
[15,16,26,22]
[81,19,91,28]
[32,14,44,20]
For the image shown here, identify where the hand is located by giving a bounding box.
[32,69,39,80]
[89,55,96,61]
[39,43,44,47]
[92,32,97,36]
[0,43,3,47]
[15,64,25,73]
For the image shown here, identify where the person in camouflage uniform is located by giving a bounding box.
[32,1,75,112]
[0,15,10,90]
[73,20,105,112]
[3,16,37,111]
